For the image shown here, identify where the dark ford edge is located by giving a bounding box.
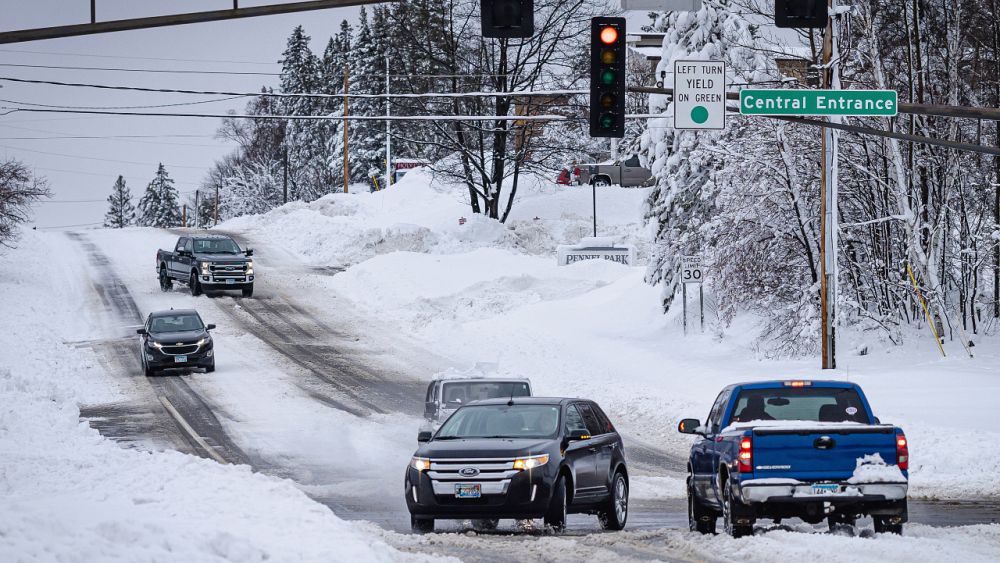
[404,397,629,533]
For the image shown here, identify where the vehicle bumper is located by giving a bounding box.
[144,347,214,369]
[199,275,254,288]
[405,466,554,520]
[739,481,908,504]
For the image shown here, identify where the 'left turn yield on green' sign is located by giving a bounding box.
[740,89,899,117]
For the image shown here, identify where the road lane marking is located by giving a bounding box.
[158,395,229,465]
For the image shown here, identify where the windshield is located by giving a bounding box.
[149,314,204,333]
[193,238,241,254]
[436,404,560,439]
[730,387,869,425]
[441,381,530,407]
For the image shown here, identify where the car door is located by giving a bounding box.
[706,390,733,505]
[692,391,728,503]
[563,403,599,499]
[580,402,616,496]
[170,238,188,276]
[423,381,438,420]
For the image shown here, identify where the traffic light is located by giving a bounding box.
[774,0,828,29]
[590,17,626,138]
[480,0,534,38]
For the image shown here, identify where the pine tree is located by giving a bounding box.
[280,25,330,201]
[137,164,181,228]
[103,175,135,228]
[351,7,389,186]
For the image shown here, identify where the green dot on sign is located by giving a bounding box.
[691,105,709,124]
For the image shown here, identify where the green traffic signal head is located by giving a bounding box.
[599,113,616,129]
[601,69,616,85]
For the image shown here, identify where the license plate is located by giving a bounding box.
[174,355,188,363]
[811,483,840,495]
[455,484,481,498]
[226,279,236,285]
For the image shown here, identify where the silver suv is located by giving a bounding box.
[424,377,533,424]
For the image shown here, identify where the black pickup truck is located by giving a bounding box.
[156,234,255,297]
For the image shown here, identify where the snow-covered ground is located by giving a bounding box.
[0,230,432,562]
[3,169,1000,561]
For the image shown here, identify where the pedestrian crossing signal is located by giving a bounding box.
[481,0,534,38]
[775,0,828,29]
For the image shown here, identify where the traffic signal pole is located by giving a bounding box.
[819,0,839,369]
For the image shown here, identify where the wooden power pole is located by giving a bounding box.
[343,65,350,194]
[819,0,840,369]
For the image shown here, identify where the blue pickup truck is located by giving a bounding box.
[678,380,908,537]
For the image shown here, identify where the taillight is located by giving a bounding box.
[738,436,753,473]
[895,431,909,471]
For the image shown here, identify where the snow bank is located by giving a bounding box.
[0,231,426,562]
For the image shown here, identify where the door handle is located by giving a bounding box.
[588,447,599,453]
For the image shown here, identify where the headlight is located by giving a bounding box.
[200,262,210,275]
[410,457,431,471]
[195,338,208,347]
[246,261,254,275]
[513,454,549,471]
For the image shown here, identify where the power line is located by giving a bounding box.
[0,62,279,76]
[33,166,202,186]
[0,47,278,66]
[0,95,249,111]
[0,143,210,169]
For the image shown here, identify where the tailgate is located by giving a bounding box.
[751,426,897,481]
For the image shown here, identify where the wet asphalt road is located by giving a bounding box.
[71,230,1000,561]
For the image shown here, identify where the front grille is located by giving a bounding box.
[427,458,519,482]
[160,344,199,355]
[209,263,248,279]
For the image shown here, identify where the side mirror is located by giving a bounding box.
[678,418,702,435]
[417,431,432,443]
[246,248,254,257]
[563,431,590,447]
[873,417,881,425]
[206,324,216,330]
[136,329,147,335]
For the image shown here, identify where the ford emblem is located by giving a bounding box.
[459,467,480,477]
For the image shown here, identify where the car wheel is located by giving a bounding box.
[159,269,172,292]
[828,513,857,534]
[190,272,202,296]
[472,519,499,532]
[599,471,628,530]
[688,477,717,534]
[410,515,434,534]
[241,286,254,298]
[544,475,568,533]
[722,479,754,538]
[873,516,903,535]
[143,358,155,378]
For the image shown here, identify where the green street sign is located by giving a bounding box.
[740,89,899,117]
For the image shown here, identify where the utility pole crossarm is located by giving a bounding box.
[0,0,396,44]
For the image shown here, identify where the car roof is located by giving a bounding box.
[149,309,201,318]
[434,377,531,383]
[734,380,861,390]
[467,397,582,407]
[190,234,235,240]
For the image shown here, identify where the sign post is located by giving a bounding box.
[673,60,726,130]
[681,255,705,334]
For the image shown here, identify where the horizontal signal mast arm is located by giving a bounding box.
[0,0,397,45]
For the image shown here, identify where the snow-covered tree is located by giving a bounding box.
[0,158,49,247]
[103,175,135,229]
[137,164,181,228]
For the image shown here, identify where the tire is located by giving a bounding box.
[143,357,156,378]
[472,519,499,532]
[828,514,857,534]
[873,516,903,535]
[241,285,254,298]
[593,177,611,188]
[721,478,754,538]
[190,272,202,296]
[599,471,628,531]
[410,516,434,534]
[544,475,568,533]
[688,477,717,534]
[159,268,172,292]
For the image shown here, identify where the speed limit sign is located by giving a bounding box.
[681,256,704,284]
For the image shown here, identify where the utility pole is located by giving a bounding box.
[819,0,840,370]
[385,55,392,188]
[195,189,200,229]
[214,183,219,226]
[343,64,350,194]
[182,204,188,228]
[282,145,289,204]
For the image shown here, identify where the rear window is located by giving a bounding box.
[730,387,869,424]
[440,381,530,406]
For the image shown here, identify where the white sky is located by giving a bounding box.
[1,0,363,228]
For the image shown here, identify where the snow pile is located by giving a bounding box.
[218,169,652,267]
[0,232,427,562]
[849,453,907,485]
